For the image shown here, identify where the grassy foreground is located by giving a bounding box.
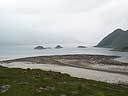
[0,66,128,96]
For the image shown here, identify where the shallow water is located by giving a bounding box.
[1,62,128,84]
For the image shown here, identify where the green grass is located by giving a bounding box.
[0,66,128,96]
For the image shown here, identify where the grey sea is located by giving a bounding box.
[0,44,128,62]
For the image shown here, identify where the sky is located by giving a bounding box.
[0,0,128,46]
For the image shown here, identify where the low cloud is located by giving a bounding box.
[0,0,128,45]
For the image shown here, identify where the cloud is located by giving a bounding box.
[0,0,128,45]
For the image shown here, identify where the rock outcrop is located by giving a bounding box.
[77,46,87,48]
[34,46,46,50]
[55,45,63,49]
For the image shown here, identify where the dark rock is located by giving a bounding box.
[34,46,46,50]
[55,45,63,49]
[77,46,87,48]
[121,47,128,52]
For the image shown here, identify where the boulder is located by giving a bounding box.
[0,85,10,93]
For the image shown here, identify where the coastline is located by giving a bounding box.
[1,54,128,75]
[1,54,128,84]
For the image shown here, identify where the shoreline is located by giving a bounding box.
[0,54,128,84]
[0,54,121,64]
[1,62,128,84]
[1,54,128,75]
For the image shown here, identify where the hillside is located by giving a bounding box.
[97,29,128,51]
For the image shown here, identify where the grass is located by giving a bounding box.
[0,66,128,96]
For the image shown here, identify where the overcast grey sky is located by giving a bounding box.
[0,0,128,45]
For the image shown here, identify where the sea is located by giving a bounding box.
[0,44,128,63]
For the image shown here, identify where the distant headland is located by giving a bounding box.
[96,28,128,52]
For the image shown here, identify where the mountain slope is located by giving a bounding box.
[97,29,128,51]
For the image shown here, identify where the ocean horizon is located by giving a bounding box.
[0,44,128,63]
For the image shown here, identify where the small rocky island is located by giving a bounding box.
[34,46,46,50]
[55,45,63,49]
[77,46,87,48]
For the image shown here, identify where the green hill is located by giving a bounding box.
[97,29,128,51]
